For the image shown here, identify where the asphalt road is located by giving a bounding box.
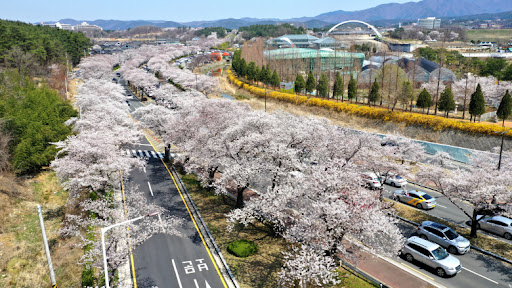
[118,78,227,288]
[382,182,512,245]
[125,143,226,288]
[395,221,512,288]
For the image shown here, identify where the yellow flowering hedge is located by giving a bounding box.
[227,70,512,137]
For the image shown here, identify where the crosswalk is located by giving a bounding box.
[126,149,165,159]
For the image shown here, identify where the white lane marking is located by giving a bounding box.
[151,151,157,158]
[436,204,447,208]
[157,152,164,159]
[194,279,199,288]
[158,214,164,233]
[171,259,184,288]
[462,267,499,284]
[135,143,153,146]
[147,181,154,196]
[144,150,151,158]
[138,150,144,157]
[132,149,137,157]
[143,165,146,173]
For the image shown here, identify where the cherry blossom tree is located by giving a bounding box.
[417,151,512,237]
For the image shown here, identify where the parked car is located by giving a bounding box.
[417,221,470,254]
[401,236,461,277]
[384,174,408,187]
[475,215,512,240]
[392,189,436,209]
[361,172,382,190]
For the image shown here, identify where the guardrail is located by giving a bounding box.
[169,165,240,288]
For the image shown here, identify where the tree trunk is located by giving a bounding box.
[470,209,479,238]
[236,185,247,208]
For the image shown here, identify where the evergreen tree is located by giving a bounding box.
[232,50,241,74]
[438,86,456,117]
[306,71,316,94]
[497,90,512,127]
[347,75,357,102]
[469,83,486,122]
[317,73,329,97]
[254,65,261,83]
[295,74,306,94]
[333,72,344,101]
[246,61,256,82]
[416,88,433,113]
[271,70,280,88]
[263,65,271,86]
[368,81,380,106]
[239,58,247,78]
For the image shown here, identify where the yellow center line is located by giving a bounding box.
[145,134,228,288]
[120,171,138,288]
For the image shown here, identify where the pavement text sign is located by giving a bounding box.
[172,258,212,288]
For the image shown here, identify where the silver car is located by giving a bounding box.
[401,236,462,277]
[417,221,470,254]
[476,215,512,240]
[392,189,436,210]
[384,174,408,187]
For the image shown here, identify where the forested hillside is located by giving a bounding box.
[0,19,91,65]
[0,20,87,175]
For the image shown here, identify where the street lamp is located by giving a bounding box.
[496,128,511,170]
[101,212,160,288]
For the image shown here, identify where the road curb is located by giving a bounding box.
[470,245,512,265]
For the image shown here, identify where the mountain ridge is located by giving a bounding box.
[41,0,512,30]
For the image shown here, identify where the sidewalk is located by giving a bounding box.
[344,249,440,288]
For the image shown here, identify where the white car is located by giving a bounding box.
[401,236,461,277]
[384,174,408,187]
[361,172,382,190]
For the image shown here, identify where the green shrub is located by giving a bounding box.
[227,239,258,258]
[81,266,96,287]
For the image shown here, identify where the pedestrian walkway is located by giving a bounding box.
[345,249,442,288]
[125,149,166,159]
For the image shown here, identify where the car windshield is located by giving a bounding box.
[395,175,403,179]
[432,247,449,260]
[422,194,433,200]
[444,228,458,240]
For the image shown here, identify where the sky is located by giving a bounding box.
[1,0,420,24]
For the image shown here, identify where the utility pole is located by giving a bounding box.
[65,53,69,100]
[37,204,57,287]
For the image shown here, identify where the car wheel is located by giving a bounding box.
[405,253,414,262]
[448,246,458,254]
[436,268,446,278]
[419,234,428,240]
[416,203,423,209]
[504,233,512,240]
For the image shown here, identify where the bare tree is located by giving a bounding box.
[0,122,10,173]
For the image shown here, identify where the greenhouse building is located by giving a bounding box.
[264,48,365,74]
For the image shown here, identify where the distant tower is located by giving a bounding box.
[398,22,402,28]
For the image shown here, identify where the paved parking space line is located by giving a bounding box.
[462,267,499,284]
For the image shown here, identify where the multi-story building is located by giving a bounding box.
[417,17,441,29]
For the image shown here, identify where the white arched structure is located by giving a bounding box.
[327,20,382,38]
[278,37,294,48]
